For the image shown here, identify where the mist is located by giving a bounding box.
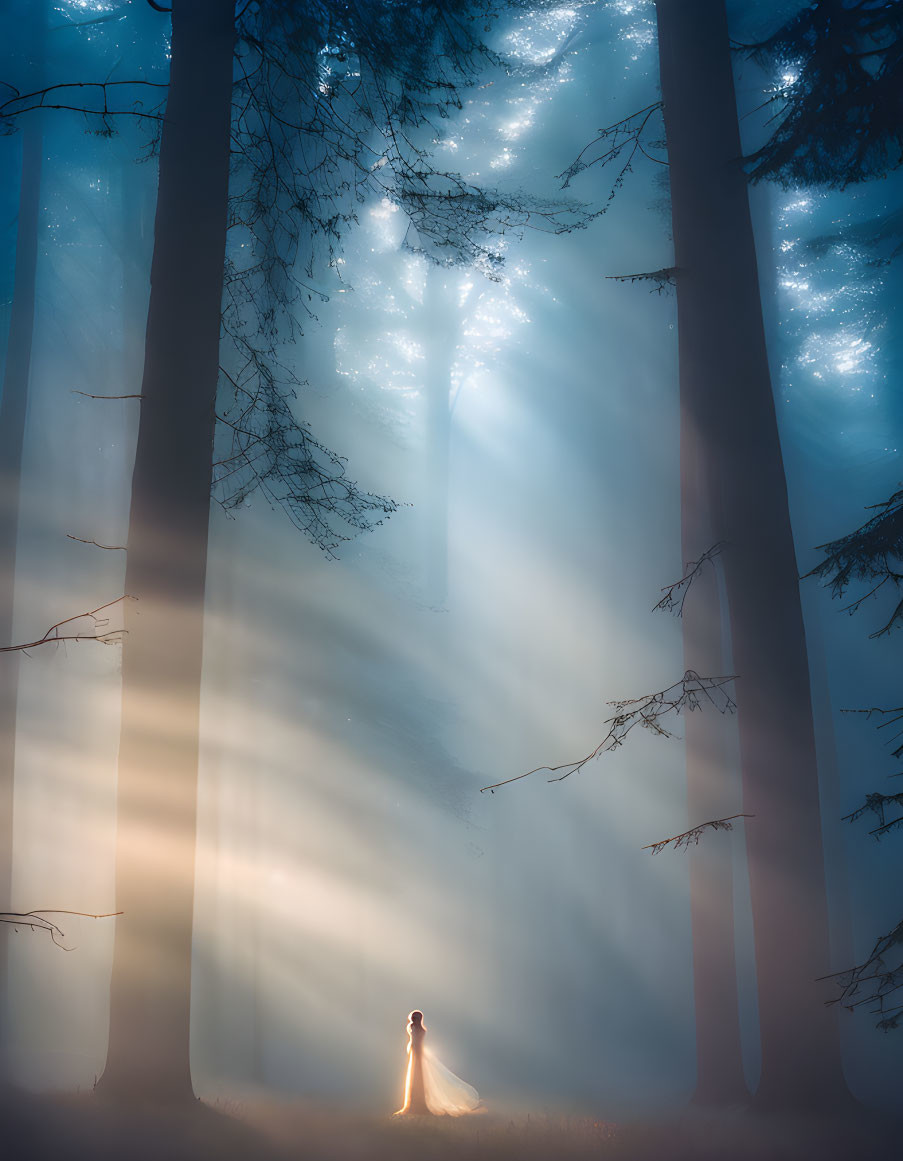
[0,1,901,1158]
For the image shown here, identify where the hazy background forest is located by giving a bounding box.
[0,0,901,1156]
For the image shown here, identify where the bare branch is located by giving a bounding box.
[1,909,122,950]
[0,80,167,131]
[67,535,127,551]
[481,671,737,793]
[0,596,133,654]
[842,705,903,761]
[654,543,725,616]
[71,390,143,400]
[642,813,754,855]
[559,101,666,211]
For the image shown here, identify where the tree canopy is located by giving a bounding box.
[745,0,903,186]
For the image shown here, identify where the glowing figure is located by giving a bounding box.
[395,1010,481,1116]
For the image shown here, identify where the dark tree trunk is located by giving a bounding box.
[0,62,43,1067]
[681,419,747,1106]
[656,0,849,1110]
[97,0,234,1101]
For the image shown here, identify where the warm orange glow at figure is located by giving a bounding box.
[395,1009,481,1116]
[397,1009,428,1115]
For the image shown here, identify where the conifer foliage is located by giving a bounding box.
[745,0,903,187]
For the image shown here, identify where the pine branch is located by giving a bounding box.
[607,267,677,295]
[843,790,903,839]
[642,813,754,855]
[481,670,737,793]
[818,919,903,1030]
[805,487,903,637]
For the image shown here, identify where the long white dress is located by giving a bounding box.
[397,1017,481,1116]
[421,1046,482,1116]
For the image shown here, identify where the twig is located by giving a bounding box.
[0,595,133,653]
[1,909,122,950]
[71,390,143,400]
[654,543,725,616]
[842,705,903,760]
[67,535,127,551]
[558,101,666,210]
[642,813,754,855]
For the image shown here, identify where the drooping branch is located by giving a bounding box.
[481,671,737,792]
[642,813,754,855]
[0,596,133,653]
[1,909,122,950]
[212,337,400,554]
[819,919,903,1032]
[211,1,594,547]
[558,101,666,209]
[654,543,725,616]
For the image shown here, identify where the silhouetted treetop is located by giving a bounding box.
[745,0,903,187]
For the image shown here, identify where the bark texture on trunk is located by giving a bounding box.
[0,98,43,1068]
[656,0,848,1110]
[98,0,234,1101]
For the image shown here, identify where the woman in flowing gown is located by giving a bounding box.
[395,1010,482,1116]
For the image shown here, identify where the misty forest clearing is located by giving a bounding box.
[1,0,902,1158]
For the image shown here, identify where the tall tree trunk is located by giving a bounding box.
[0,53,43,1072]
[656,0,849,1109]
[97,0,234,1101]
[681,418,747,1105]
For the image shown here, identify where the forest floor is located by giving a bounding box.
[3,1087,901,1161]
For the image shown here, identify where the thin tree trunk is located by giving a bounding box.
[656,0,849,1109]
[97,0,234,1101]
[681,417,747,1105]
[0,86,43,1072]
